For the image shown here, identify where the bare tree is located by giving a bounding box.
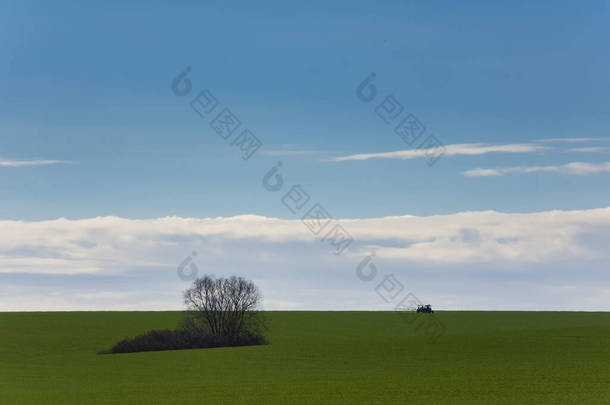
[183,275,263,339]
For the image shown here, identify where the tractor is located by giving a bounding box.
[416,304,434,313]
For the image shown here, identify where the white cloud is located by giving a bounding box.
[463,161,610,177]
[331,143,549,162]
[2,208,609,310]
[262,150,326,156]
[567,147,608,153]
[0,158,71,167]
[535,137,609,143]
[1,208,609,273]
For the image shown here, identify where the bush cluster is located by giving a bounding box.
[103,276,268,354]
[108,329,267,354]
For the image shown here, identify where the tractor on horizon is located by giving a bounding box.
[416,304,434,314]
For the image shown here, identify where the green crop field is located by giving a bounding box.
[1,311,609,404]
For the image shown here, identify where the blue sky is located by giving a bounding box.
[1,1,609,310]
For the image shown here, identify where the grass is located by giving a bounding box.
[1,311,609,404]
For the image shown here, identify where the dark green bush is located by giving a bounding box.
[108,328,267,354]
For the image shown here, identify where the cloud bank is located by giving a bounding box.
[1,208,609,311]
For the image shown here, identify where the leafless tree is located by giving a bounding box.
[183,275,263,339]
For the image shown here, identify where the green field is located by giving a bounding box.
[1,311,609,404]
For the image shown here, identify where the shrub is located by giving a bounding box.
[108,328,267,354]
